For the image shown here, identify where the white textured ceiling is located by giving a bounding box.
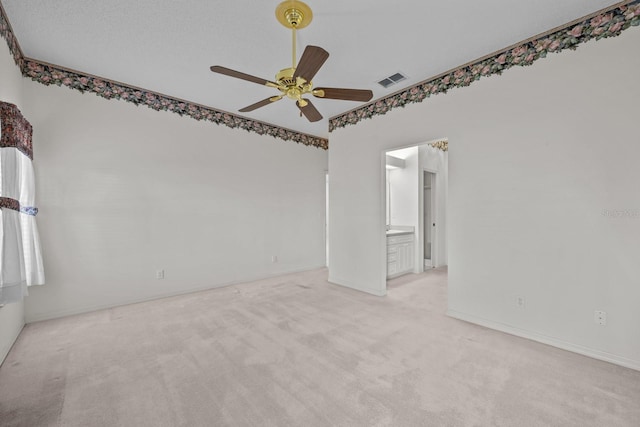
[2,0,620,138]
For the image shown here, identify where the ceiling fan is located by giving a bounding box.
[210,0,373,123]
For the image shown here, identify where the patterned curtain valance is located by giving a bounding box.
[0,102,33,159]
[0,101,45,304]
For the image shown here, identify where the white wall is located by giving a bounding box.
[20,79,328,322]
[0,40,25,364]
[388,146,419,228]
[329,27,640,369]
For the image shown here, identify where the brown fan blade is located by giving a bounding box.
[314,87,373,102]
[297,99,323,122]
[239,96,282,113]
[210,66,278,88]
[293,46,329,82]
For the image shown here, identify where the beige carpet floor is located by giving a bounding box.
[1,268,639,427]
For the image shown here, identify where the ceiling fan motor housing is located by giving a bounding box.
[276,68,298,87]
[276,68,312,101]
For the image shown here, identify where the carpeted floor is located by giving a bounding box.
[1,268,639,426]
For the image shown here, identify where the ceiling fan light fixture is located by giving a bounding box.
[275,68,298,86]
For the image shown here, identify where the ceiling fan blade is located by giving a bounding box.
[210,66,278,88]
[239,96,282,113]
[297,99,323,122]
[314,87,373,102]
[293,46,329,82]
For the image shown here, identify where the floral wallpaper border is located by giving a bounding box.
[0,197,38,216]
[430,140,448,152]
[0,4,328,151]
[329,1,640,132]
[2,2,639,146]
[0,1,22,70]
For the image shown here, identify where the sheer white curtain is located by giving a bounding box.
[0,103,45,305]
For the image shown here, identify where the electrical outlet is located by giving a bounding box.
[516,296,526,308]
[594,310,607,326]
[156,269,165,279]
[272,255,278,263]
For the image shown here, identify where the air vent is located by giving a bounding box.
[378,72,407,88]
[378,78,394,88]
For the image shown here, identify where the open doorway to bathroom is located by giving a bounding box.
[384,139,448,285]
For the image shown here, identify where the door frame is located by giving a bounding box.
[325,171,329,267]
[418,167,438,271]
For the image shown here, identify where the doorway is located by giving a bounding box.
[384,140,448,287]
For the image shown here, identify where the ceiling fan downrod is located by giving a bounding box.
[292,26,297,69]
[276,1,313,69]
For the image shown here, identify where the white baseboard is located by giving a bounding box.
[447,309,640,372]
[26,265,327,323]
[328,275,386,296]
[0,320,24,367]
